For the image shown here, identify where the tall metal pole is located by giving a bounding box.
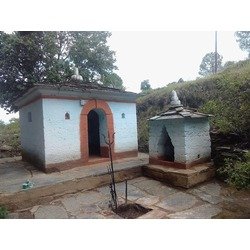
[214,31,218,74]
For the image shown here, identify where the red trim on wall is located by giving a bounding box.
[45,150,139,172]
[113,150,138,159]
[80,100,115,163]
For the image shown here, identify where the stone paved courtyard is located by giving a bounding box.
[7,176,250,219]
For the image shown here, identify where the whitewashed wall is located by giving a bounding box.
[149,119,186,163]
[184,118,211,163]
[19,99,45,164]
[108,102,138,153]
[42,99,82,164]
[20,98,138,166]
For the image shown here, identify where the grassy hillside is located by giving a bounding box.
[137,59,250,152]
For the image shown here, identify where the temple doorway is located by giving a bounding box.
[88,110,101,156]
[157,126,175,162]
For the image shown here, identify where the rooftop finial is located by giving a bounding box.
[170,90,182,107]
[71,64,83,82]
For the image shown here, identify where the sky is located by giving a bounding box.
[108,31,248,92]
[0,31,248,123]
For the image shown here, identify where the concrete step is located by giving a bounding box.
[0,155,148,211]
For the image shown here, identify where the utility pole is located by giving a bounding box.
[214,31,218,74]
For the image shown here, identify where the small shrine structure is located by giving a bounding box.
[149,90,212,168]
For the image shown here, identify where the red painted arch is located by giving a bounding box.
[80,100,114,162]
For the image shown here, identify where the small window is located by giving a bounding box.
[121,113,125,119]
[65,112,70,120]
[28,112,32,122]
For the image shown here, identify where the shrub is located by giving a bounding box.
[217,152,250,189]
[0,118,21,156]
[0,205,8,219]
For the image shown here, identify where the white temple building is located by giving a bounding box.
[14,69,138,172]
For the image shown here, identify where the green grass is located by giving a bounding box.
[137,59,250,152]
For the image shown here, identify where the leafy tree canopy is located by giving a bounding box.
[235,31,250,58]
[0,31,123,112]
[199,52,223,76]
[223,61,236,69]
[140,79,151,91]
[101,72,124,90]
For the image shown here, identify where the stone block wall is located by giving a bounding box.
[149,117,211,167]
[184,118,211,164]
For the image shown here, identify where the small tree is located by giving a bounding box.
[178,78,184,83]
[140,79,151,91]
[199,52,223,76]
[235,31,250,58]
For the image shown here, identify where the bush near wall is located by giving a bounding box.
[0,118,21,157]
[217,151,250,189]
[0,205,8,219]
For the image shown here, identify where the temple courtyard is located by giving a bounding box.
[1,155,250,219]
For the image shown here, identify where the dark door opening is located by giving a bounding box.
[157,126,175,162]
[88,110,100,156]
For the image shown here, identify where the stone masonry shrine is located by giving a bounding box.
[14,69,138,172]
[149,91,211,168]
[149,90,212,168]
[144,90,215,188]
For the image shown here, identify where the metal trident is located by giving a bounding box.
[102,131,117,211]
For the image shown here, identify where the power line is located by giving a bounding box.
[214,31,218,74]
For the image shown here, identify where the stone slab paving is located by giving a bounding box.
[131,178,163,190]
[136,195,160,207]
[168,204,222,219]
[188,189,222,205]
[6,177,250,219]
[60,196,82,214]
[156,192,199,212]
[196,182,222,196]
[34,205,68,219]
[76,191,105,206]
[128,178,178,197]
[138,209,169,219]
